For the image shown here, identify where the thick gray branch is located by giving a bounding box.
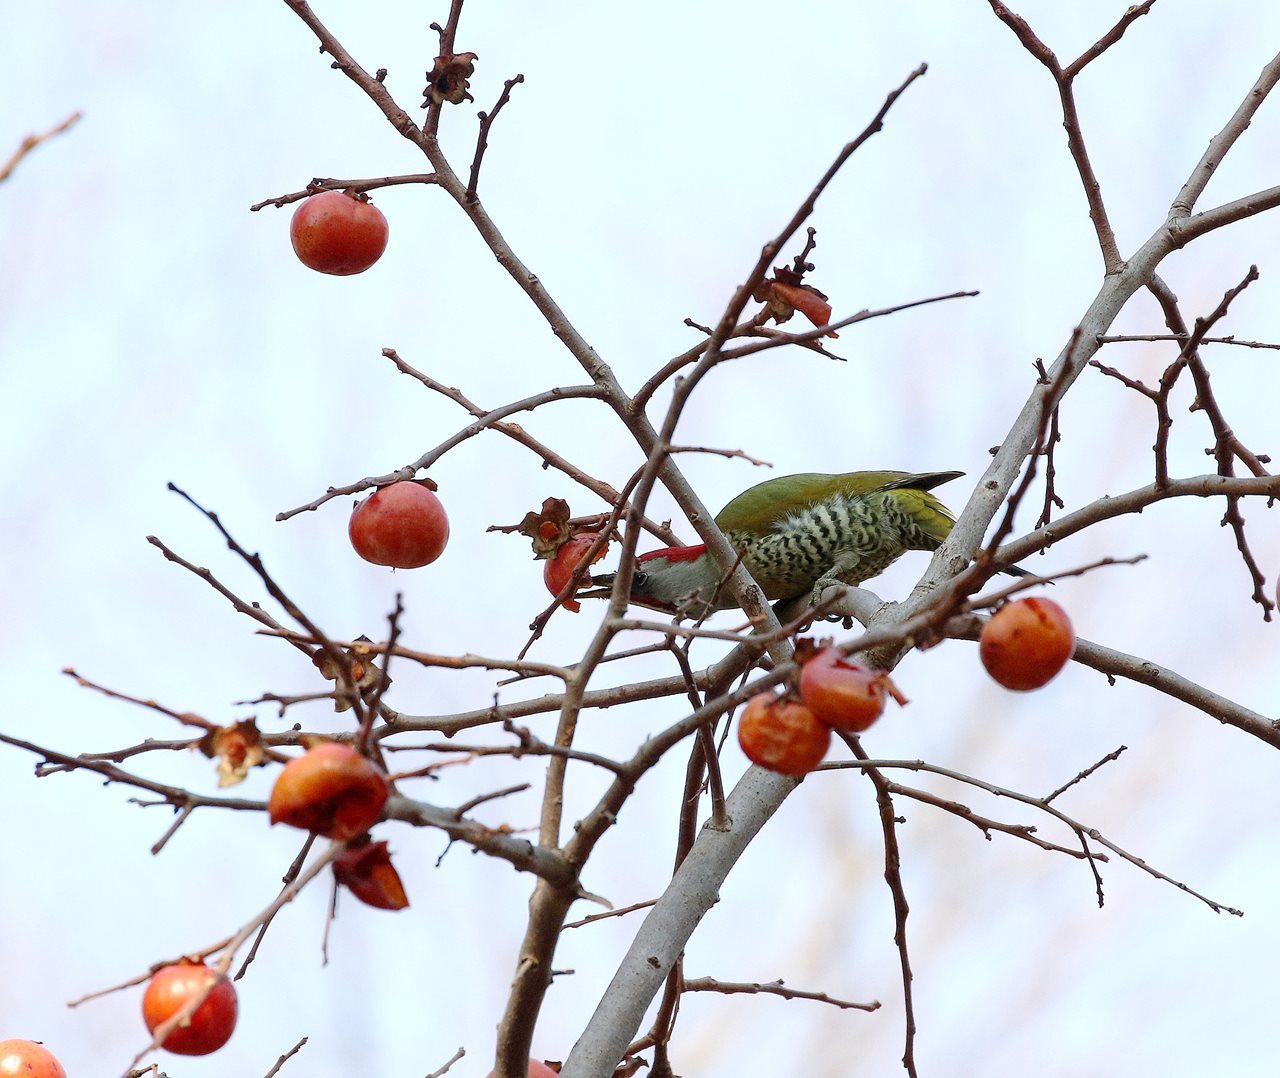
[564,768,796,1074]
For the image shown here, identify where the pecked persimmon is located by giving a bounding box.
[544,531,610,612]
[268,742,389,841]
[737,691,830,776]
[799,647,897,733]
[770,280,838,337]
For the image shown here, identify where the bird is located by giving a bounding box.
[590,469,1013,617]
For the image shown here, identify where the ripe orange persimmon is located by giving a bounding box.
[737,691,830,776]
[349,480,450,569]
[290,189,388,275]
[0,1040,66,1078]
[979,597,1075,691]
[268,742,389,840]
[142,962,237,1056]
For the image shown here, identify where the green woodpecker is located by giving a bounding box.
[593,470,1005,617]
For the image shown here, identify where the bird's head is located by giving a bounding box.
[585,543,722,617]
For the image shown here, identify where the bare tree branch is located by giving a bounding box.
[0,110,81,183]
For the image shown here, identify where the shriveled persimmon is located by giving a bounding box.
[770,280,838,337]
[334,839,410,910]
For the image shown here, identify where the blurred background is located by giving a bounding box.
[3,2,1280,1075]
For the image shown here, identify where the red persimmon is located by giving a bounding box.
[268,742,390,841]
[799,647,896,733]
[0,1040,67,1078]
[290,189,388,275]
[544,532,610,612]
[349,481,450,569]
[980,597,1075,691]
[737,692,830,776]
[142,963,237,1056]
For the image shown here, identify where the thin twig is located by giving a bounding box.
[1098,333,1280,351]
[249,173,439,211]
[822,756,1243,916]
[682,976,879,1013]
[146,534,312,658]
[358,594,404,755]
[425,1046,467,1078]
[563,900,657,930]
[281,1,420,140]
[1044,746,1128,804]
[1146,272,1274,615]
[715,289,979,363]
[238,838,317,979]
[0,110,82,183]
[1062,1,1157,78]
[61,668,215,730]
[890,783,1105,860]
[467,75,525,201]
[842,735,916,1078]
[985,2,1130,270]
[262,1036,309,1077]
[165,483,370,728]
[0,730,265,813]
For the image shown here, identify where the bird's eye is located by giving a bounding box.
[633,572,648,587]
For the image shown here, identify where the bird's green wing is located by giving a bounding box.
[896,488,958,548]
[715,471,906,532]
[715,470,963,533]
[875,470,965,549]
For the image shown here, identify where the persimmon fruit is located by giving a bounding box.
[290,189,388,275]
[349,481,449,569]
[979,597,1075,691]
[334,839,410,910]
[142,962,237,1056]
[737,692,830,776]
[268,742,389,841]
[798,647,892,733]
[544,532,609,612]
[0,1040,66,1078]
